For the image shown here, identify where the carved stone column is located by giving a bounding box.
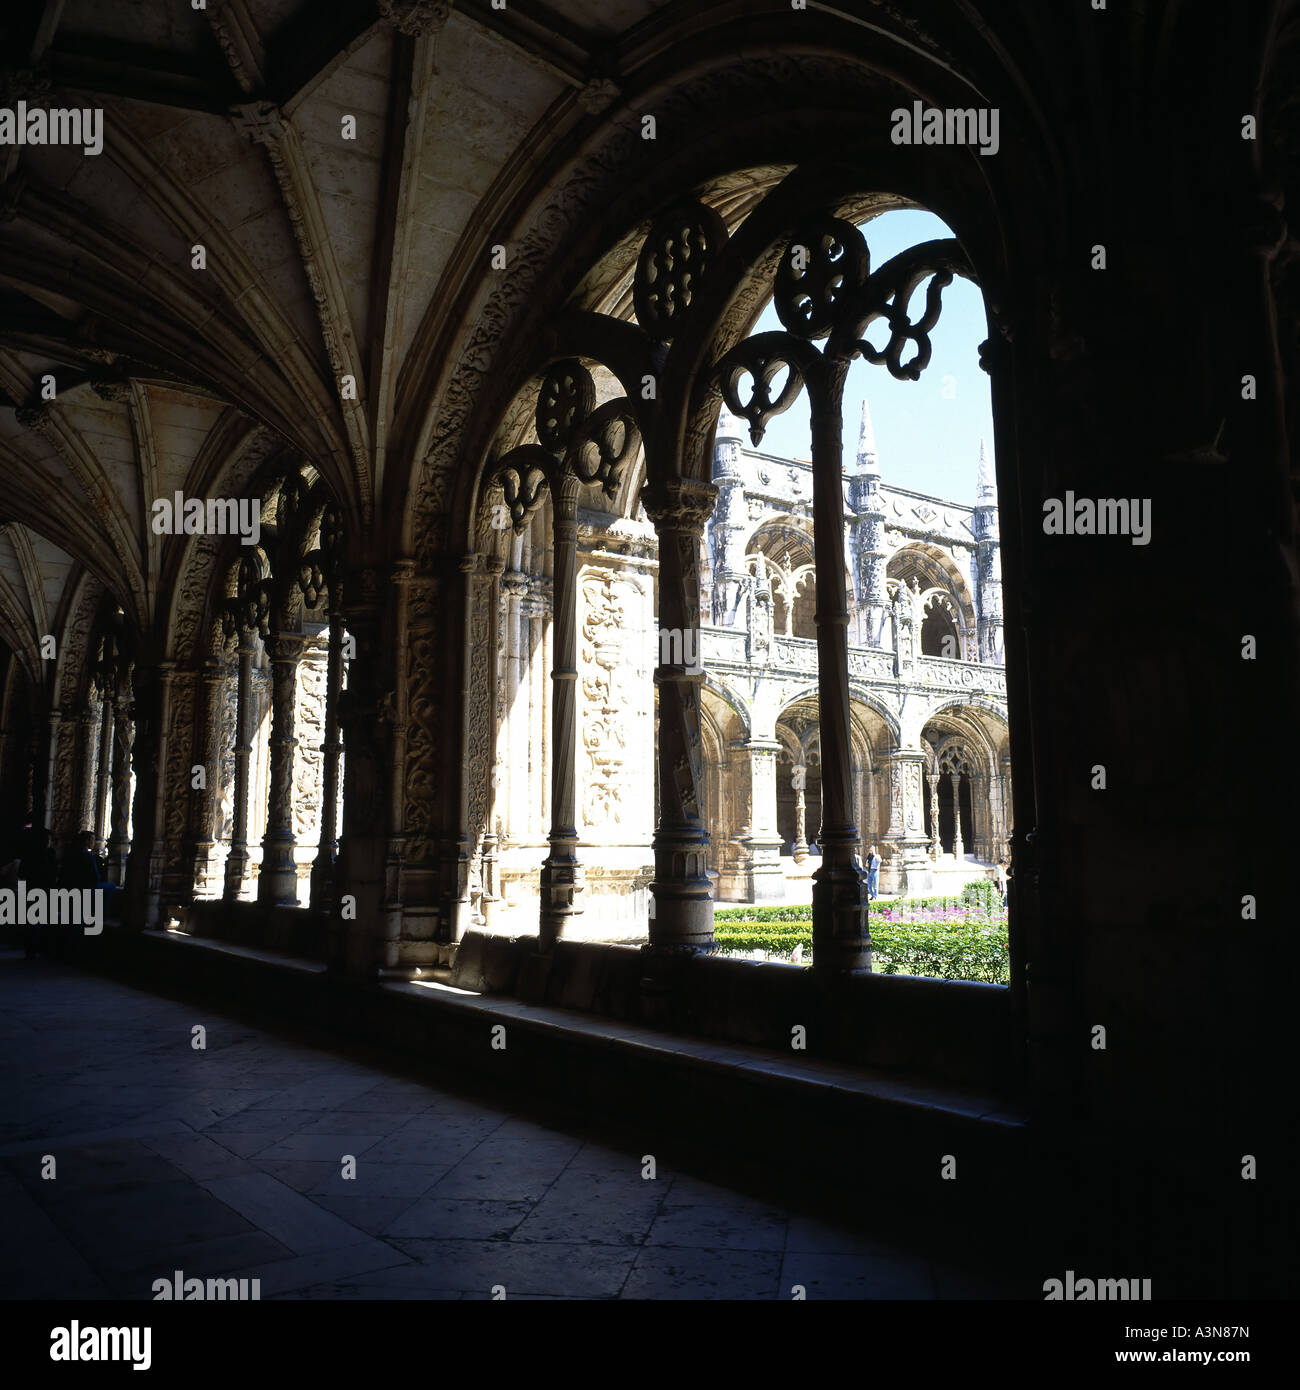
[970,770,989,860]
[310,611,346,915]
[335,585,390,975]
[998,753,1013,859]
[891,749,934,894]
[480,555,504,927]
[382,563,412,965]
[525,591,548,839]
[158,668,200,916]
[739,737,784,902]
[401,569,443,966]
[291,632,329,889]
[927,771,941,862]
[450,556,488,942]
[808,356,870,970]
[539,475,584,950]
[144,662,177,927]
[249,661,273,860]
[94,697,114,857]
[641,477,717,951]
[792,770,809,863]
[122,661,172,928]
[186,661,227,901]
[258,631,305,907]
[224,635,255,901]
[76,704,101,832]
[973,444,1003,665]
[950,772,965,859]
[108,676,134,884]
[501,571,528,844]
[45,706,75,835]
[710,410,749,626]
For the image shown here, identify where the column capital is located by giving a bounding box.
[263,631,306,663]
[551,470,582,517]
[641,477,717,534]
[740,737,783,753]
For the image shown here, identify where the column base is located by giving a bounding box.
[648,831,714,949]
[258,836,301,907]
[309,865,336,917]
[224,848,250,902]
[900,837,934,896]
[190,841,222,902]
[743,835,786,903]
[539,855,585,951]
[647,889,714,948]
[107,848,129,886]
[811,840,872,972]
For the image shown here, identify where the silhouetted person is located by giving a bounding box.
[18,822,55,958]
[57,831,108,959]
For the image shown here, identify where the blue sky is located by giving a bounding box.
[745,209,994,505]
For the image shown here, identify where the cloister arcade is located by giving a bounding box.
[0,0,1288,1301]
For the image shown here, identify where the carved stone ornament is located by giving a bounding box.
[633,203,728,342]
[536,360,596,455]
[773,218,870,341]
[488,444,552,531]
[577,78,620,115]
[714,332,814,447]
[565,398,640,501]
[377,0,451,39]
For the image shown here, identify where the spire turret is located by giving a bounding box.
[850,396,879,477]
[975,437,996,503]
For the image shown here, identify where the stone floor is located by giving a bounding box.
[0,951,1021,1300]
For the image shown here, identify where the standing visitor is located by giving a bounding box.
[866,844,881,901]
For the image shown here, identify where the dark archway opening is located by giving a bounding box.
[930,771,974,854]
[921,605,960,658]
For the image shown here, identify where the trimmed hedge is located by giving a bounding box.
[870,922,1008,985]
[712,878,1001,923]
[714,924,814,956]
[712,883,1008,984]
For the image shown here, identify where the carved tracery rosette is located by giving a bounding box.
[633,203,728,342]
